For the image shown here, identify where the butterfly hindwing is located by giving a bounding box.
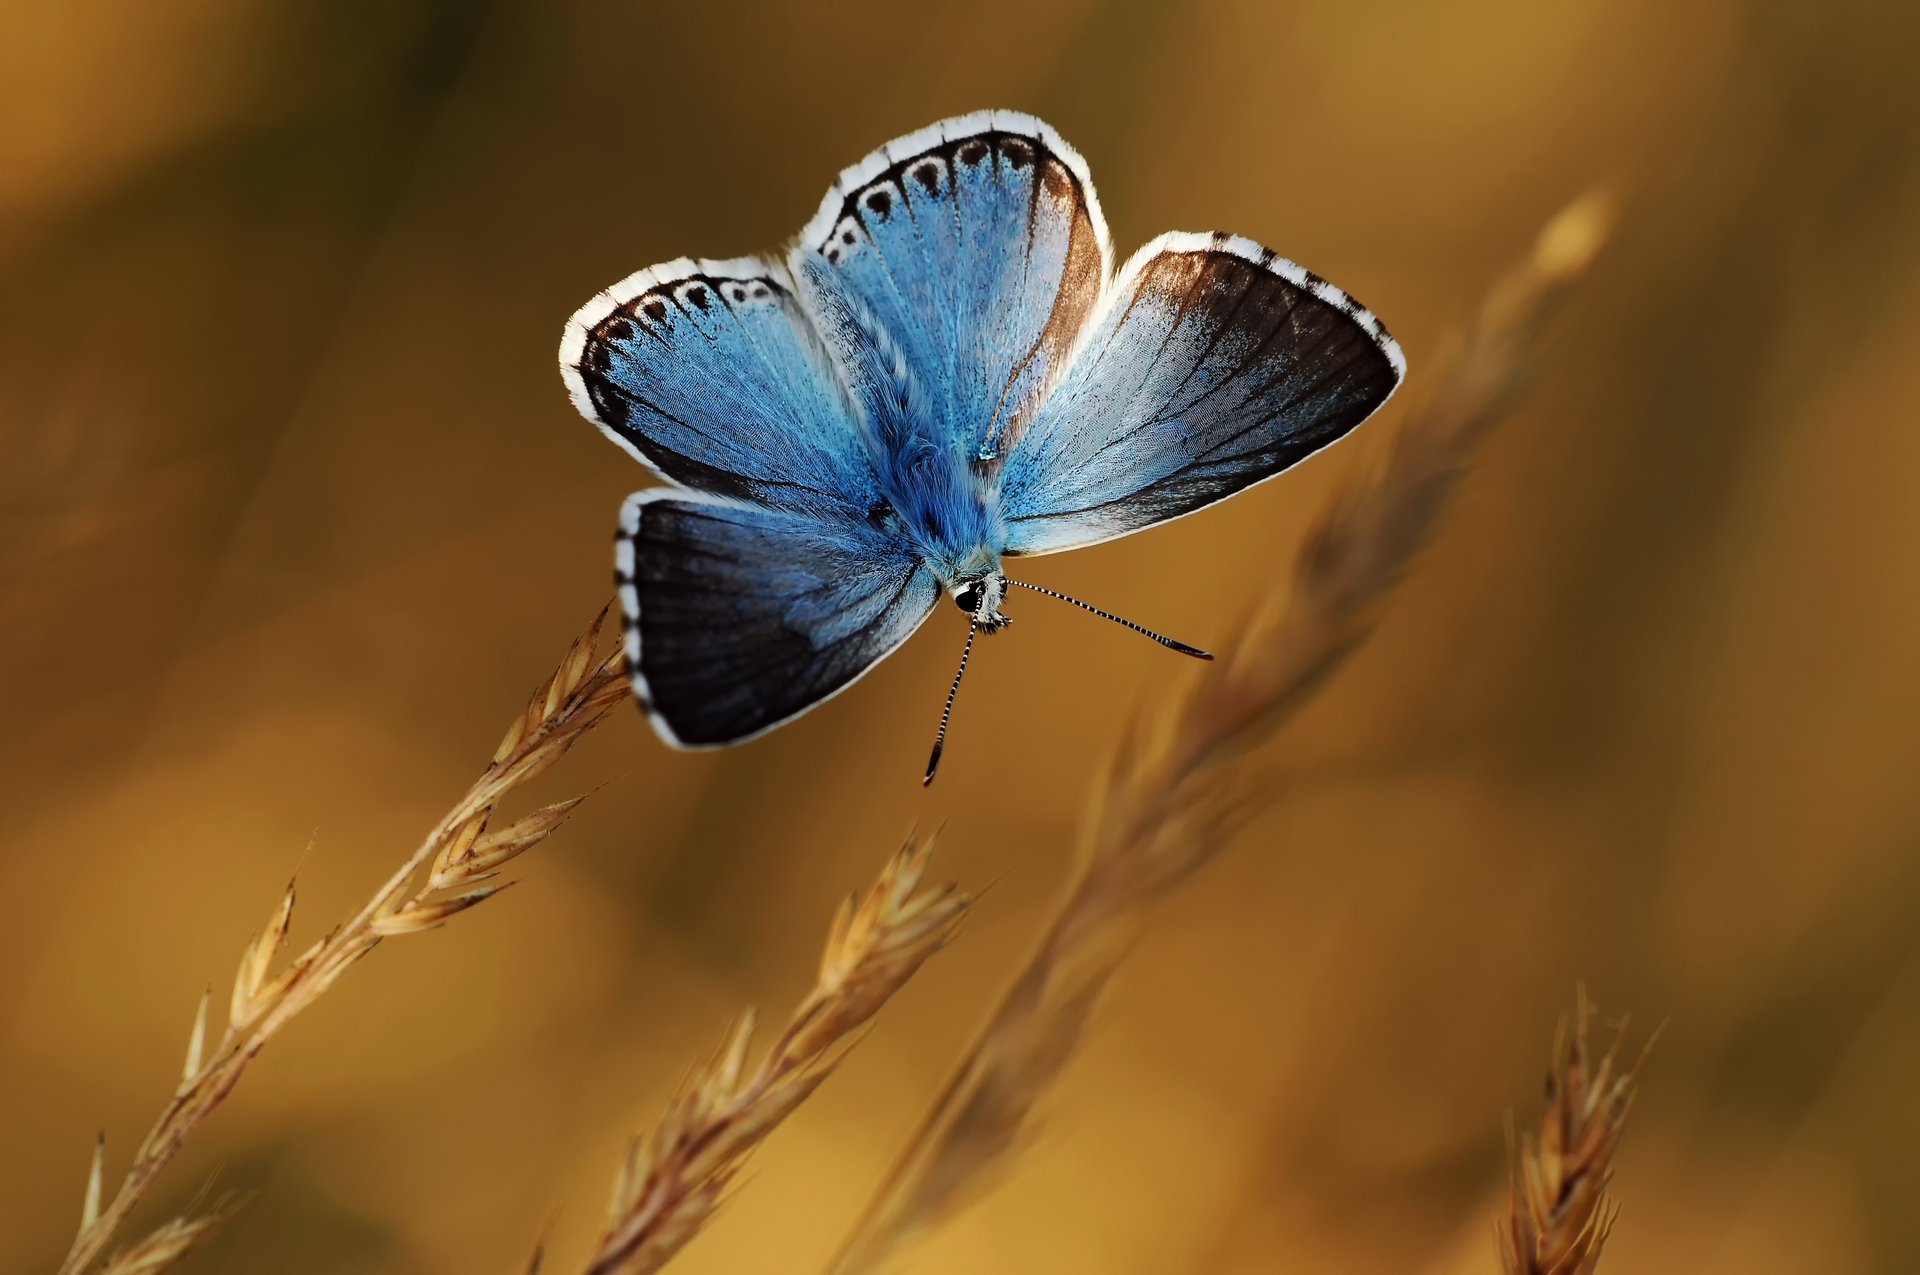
[793,111,1109,459]
[998,234,1405,555]
[561,256,879,517]
[618,492,941,746]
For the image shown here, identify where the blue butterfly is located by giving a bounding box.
[559,111,1404,781]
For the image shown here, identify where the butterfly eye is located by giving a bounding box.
[953,584,982,615]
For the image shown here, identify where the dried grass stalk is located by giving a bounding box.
[96,1197,245,1275]
[828,193,1618,1275]
[1499,991,1647,1275]
[58,608,631,1275]
[575,838,969,1275]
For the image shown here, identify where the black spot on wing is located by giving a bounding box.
[816,128,1090,250]
[573,268,795,469]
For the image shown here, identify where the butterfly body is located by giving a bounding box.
[562,112,1403,754]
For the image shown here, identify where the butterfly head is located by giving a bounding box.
[951,573,1011,633]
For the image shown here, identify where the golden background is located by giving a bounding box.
[5,1,1919,1270]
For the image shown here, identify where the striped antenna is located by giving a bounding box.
[1005,578,1213,659]
[923,595,985,786]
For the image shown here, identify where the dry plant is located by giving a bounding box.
[58,609,631,1275]
[827,192,1620,1275]
[557,838,969,1275]
[1498,992,1648,1275]
[71,1197,244,1275]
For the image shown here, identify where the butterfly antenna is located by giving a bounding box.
[923,606,983,786]
[1005,578,1214,660]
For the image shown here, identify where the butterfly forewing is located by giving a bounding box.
[793,111,1109,461]
[561,257,878,519]
[998,233,1404,555]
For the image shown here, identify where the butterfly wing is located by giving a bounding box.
[561,257,933,742]
[998,233,1405,555]
[618,492,941,746]
[560,255,879,518]
[792,111,1109,458]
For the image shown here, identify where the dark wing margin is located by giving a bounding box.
[618,492,941,747]
[998,232,1405,555]
[560,255,879,517]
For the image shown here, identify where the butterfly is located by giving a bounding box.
[559,111,1404,782]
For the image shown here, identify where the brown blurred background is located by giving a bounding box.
[4,1,1919,1271]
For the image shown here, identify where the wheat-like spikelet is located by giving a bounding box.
[57,608,631,1275]
[569,838,969,1275]
[93,1194,245,1275]
[1498,992,1647,1275]
[827,193,1618,1275]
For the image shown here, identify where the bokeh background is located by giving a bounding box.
[5,1,1919,1271]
